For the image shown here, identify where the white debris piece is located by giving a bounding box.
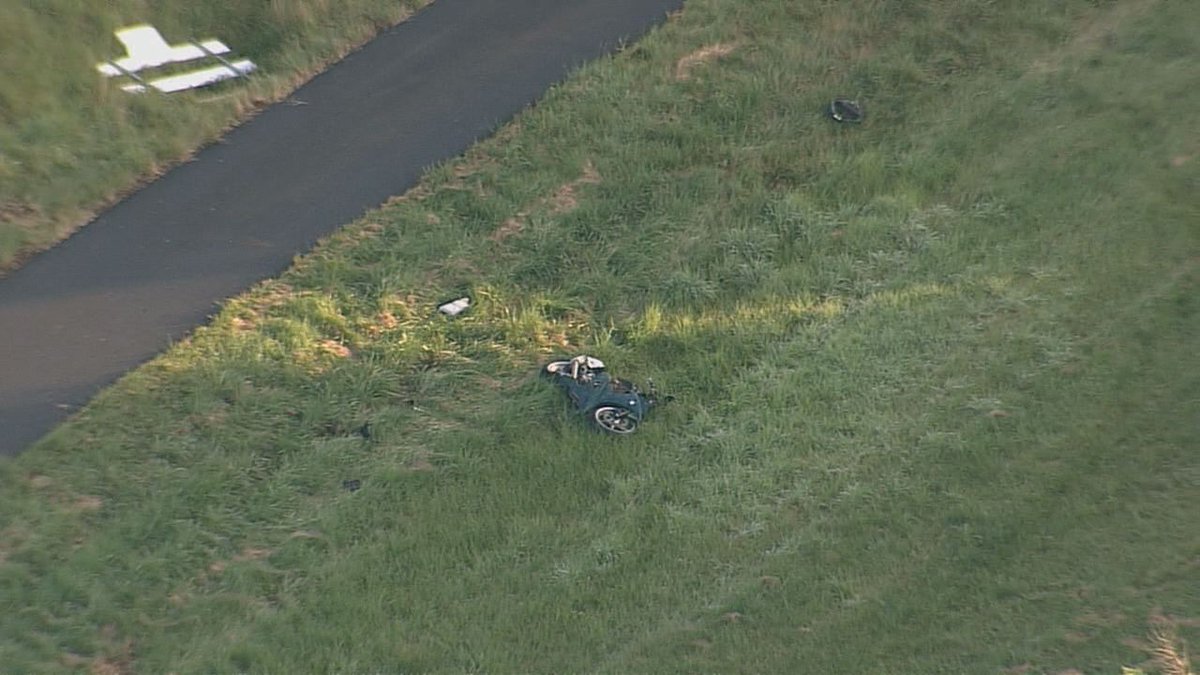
[96,24,256,94]
[437,297,471,317]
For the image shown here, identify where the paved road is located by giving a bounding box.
[0,0,683,456]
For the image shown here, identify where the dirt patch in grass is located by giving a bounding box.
[1029,0,1157,75]
[547,162,601,214]
[407,450,437,472]
[318,339,353,358]
[491,217,526,242]
[674,43,736,80]
[364,310,401,337]
[89,651,133,675]
[234,547,274,562]
[0,524,29,565]
[222,280,303,331]
[70,496,105,513]
[387,125,524,210]
[0,201,41,228]
[1074,610,1127,627]
[202,546,276,579]
[491,161,601,242]
[88,626,135,675]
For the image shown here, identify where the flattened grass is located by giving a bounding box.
[1,0,1197,672]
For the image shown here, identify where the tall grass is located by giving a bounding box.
[0,0,1196,672]
[0,0,429,270]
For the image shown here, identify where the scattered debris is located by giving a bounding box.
[342,479,361,492]
[96,24,256,94]
[829,98,864,123]
[437,297,471,317]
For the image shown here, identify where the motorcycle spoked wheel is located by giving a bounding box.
[590,405,639,434]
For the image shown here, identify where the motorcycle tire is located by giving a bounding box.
[590,405,639,435]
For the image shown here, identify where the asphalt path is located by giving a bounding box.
[0,0,684,456]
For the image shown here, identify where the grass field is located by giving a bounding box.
[2,0,1198,672]
[0,0,429,271]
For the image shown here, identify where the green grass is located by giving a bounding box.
[0,0,430,271]
[2,0,1198,672]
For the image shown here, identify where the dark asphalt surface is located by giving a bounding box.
[0,0,684,456]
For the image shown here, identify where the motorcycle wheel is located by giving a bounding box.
[590,406,639,434]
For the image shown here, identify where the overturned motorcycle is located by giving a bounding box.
[542,355,661,435]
